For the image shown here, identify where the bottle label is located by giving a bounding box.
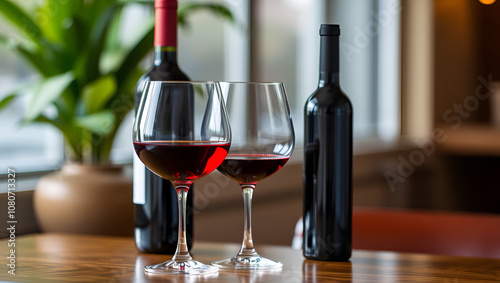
[133,154,146,205]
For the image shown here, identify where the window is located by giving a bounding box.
[252,0,401,141]
[0,0,401,182]
[0,16,64,173]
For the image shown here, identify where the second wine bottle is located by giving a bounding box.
[133,0,194,254]
[303,24,353,261]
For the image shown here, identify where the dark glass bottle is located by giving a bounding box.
[133,0,193,254]
[303,24,353,261]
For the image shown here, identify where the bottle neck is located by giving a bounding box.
[318,34,340,87]
[319,72,340,87]
[154,46,177,66]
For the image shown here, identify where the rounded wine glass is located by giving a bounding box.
[133,81,231,274]
[212,82,295,270]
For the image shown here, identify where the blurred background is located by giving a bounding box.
[1,0,500,251]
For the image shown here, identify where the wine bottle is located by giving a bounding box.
[303,24,353,261]
[133,0,193,254]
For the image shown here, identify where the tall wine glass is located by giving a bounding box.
[212,82,295,270]
[133,81,231,274]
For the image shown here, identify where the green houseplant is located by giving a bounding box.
[0,0,234,163]
[0,0,234,235]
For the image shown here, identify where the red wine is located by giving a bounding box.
[134,141,230,184]
[133,0,193,254]
[218,154,290,185]
[303,24,353,261]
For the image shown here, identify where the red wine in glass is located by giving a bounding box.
[134,81,230,274]
[218,154,290,185]
[212,82,294,270]
[134,141,230,184]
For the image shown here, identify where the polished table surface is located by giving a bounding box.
[1,233,500,282]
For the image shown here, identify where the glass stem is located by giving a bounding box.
[238,185,257,257]
[172,186,192,262]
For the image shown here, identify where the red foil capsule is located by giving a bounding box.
[154,0,177,47]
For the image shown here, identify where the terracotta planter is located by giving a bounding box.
[34,163,134,236]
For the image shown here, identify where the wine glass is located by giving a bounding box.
[212,82,295,270]
[133,81,231,274]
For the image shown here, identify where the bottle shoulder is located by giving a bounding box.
[305,85,352,114]
[146,64,190,81]
[134,65,190,101]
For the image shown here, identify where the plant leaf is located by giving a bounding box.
[75,110,116,135]
[0,94,17,110]
[25,72,74,121]
[32,114,81,160]
[82,75,117,114]
[178,3,236,28]
[0,0,66,75]
[0,0,43,42]
[32,114,65,132]
[74,2,123,84]
[62,17,88,61]
[18,45,60,76]
[0,34,58,76]
[35,0,87,71]
[103,2,123,53]
[0,79,40,112]
[84,0,119,29]
[110,67,141,121]
[102,13,154,73]
[0,33,15,48]
[115,20,154,86]
[37,0,84,44]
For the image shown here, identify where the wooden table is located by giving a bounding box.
[1,233,499,282]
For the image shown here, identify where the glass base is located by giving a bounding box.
[212,255,283,270]
[145,259,219,275]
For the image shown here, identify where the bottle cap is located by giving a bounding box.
[154,0,177,47]
[155,0,177,9]
[320,24,340,36]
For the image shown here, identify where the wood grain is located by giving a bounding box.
[0,233,499,282]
